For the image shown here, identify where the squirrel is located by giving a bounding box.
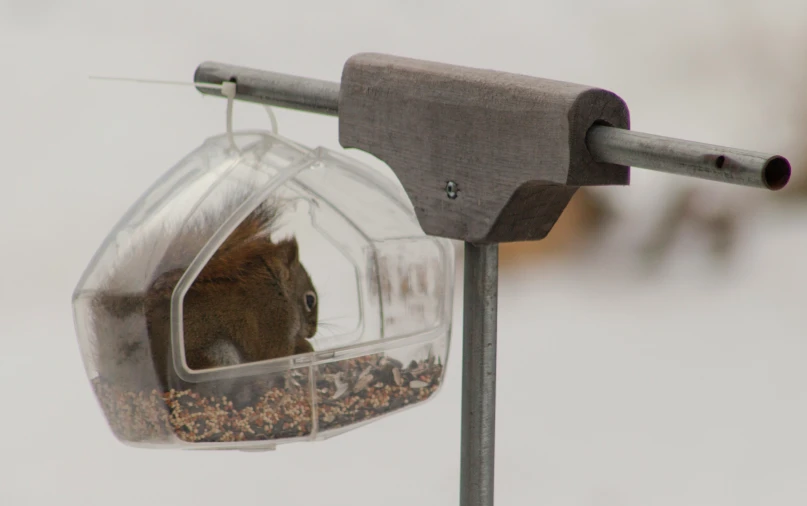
[90,196,318,407]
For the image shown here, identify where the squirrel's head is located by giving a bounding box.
[273,237,318,345]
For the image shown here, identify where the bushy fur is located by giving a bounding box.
[90,194,318,403]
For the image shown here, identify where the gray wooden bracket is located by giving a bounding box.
[337,53,630,244]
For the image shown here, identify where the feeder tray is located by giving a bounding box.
[73,130,454,450]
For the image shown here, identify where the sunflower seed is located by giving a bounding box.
[358,365,374,381]
[353,373,375,393]
[333,382,349,400]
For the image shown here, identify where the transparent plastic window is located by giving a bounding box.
[73,131,454,448]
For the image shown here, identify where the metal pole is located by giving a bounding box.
[461,243,498,506]
[193,61,790,191]
[194,61,340,116]
[586,125,791,190]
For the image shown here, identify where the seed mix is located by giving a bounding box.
[92,352,443,444]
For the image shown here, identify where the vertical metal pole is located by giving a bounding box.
[461,242,499,506]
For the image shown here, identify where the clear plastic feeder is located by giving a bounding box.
[72,130,455,450]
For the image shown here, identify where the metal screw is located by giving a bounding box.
[446,181,459,199]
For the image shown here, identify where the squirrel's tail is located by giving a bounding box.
[89,192,283,392]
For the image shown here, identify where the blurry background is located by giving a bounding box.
[3,0,807,504]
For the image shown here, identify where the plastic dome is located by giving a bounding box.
[72,130,455,450]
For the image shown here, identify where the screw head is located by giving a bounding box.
[445,181,458,199]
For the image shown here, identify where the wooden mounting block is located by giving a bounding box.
[338,53,631,244]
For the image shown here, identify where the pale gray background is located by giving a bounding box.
[3,1,807,505]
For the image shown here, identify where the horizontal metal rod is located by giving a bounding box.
[194,61,339,116]
[586,125,791,191]
[194,61,791,190]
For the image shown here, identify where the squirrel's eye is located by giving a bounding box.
[304,291,317,311]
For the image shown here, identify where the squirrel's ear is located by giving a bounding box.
[276,237,299,267]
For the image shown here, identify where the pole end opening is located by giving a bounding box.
[763,156,791,191]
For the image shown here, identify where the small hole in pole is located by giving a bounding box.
[763,156,791,191]
[715,156,725,169]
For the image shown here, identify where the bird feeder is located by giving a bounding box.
[73,53,791,506]
[73,127,455,449]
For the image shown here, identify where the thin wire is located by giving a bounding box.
[88,75,224,90]
[89,75,280,140]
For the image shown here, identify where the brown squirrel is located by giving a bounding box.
[90,196,318,406]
